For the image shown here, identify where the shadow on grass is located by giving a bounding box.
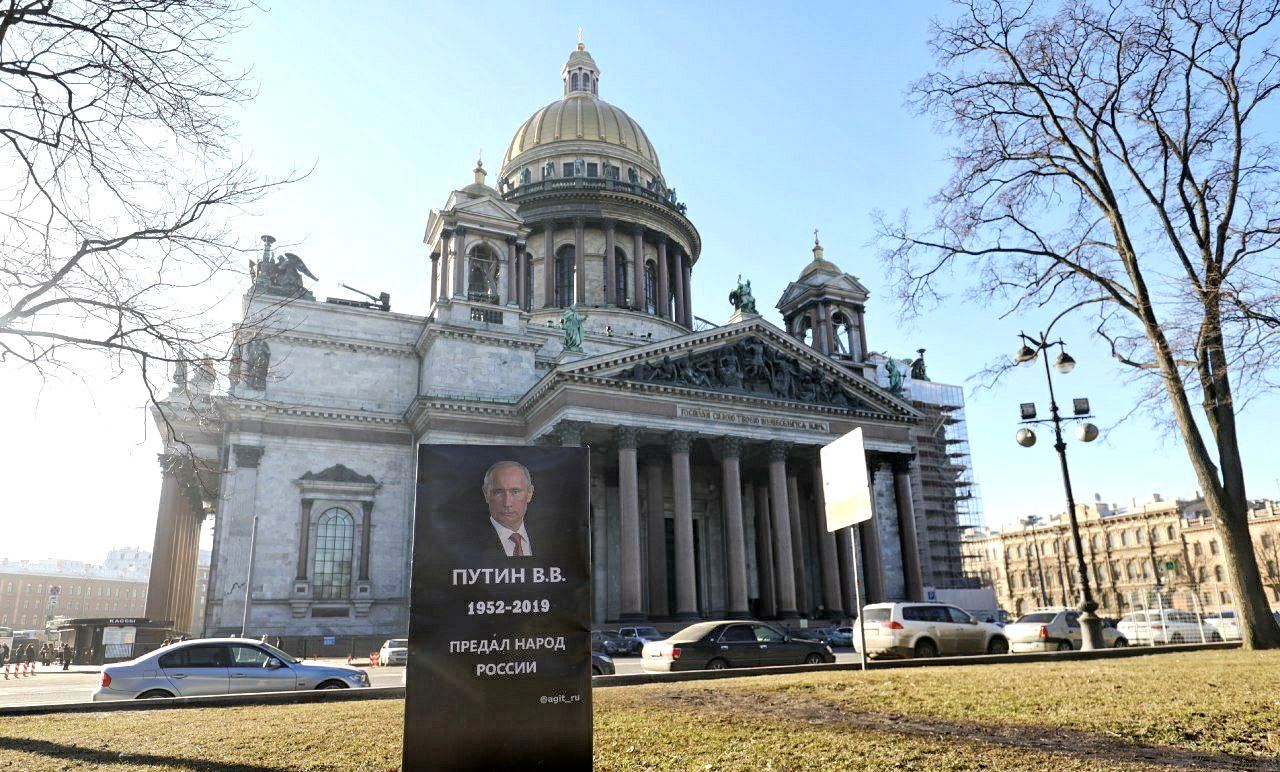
[0,736,287,771]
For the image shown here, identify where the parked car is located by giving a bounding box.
[92,638,370,701]
[617,625,664,654]
[591,651,615,676]
[1003,608,1128,652]
[826,626,854,647]
[1117,610,1220,645]
[1203,611,1240,641]
[641,621,834,672]
[852,602,1009,659]
[378,638,408,666]
[591,630,628,656]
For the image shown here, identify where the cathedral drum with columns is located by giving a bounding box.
[143,44,978,641]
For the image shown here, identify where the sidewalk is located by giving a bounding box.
[2,663,100,676]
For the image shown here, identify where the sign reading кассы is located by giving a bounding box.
[403,445,592,770]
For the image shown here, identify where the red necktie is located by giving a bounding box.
[510,533,525,556]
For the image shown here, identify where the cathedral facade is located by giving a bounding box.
[144,45,979,639]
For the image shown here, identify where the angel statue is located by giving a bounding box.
[728,275,757,314]
[252,250,318,300]
[562,305,587,352]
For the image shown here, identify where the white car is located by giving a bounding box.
[1003,608,1128,652]
[1203,612,1240,641]
[378,638,408,666]
[92,638,370,701]
[853,602,1009,659]
[1117,610,1220,645]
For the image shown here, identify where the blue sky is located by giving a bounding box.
[5,1,1277,562]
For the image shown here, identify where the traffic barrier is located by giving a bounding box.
[2,664,8,680]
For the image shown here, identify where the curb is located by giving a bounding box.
[592,639,1241,688]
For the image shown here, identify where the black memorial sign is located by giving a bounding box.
[404,445,592,770]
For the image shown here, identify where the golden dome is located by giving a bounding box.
[501,93,661,173]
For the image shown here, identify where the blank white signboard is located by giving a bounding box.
[820,428,873,531]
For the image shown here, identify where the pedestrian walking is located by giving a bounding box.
[0,642,9,667]
[24,644,36,665]
[61,643,72,670]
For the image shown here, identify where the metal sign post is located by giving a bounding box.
[820,428,875,672]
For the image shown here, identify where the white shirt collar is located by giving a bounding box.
[489,518,532,557]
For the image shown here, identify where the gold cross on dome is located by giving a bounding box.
[578,26,583,45]
[814,228,820,246]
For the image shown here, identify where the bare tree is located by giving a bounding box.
[880,0,1280,647]
[0,0,295,459]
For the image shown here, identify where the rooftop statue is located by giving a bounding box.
[729,275,757,314]
[885,356,905,394]
[911,348,930,382]
[250,239,317,300]
[562,305,586,352]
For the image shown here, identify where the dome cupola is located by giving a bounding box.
[563,39,600,97]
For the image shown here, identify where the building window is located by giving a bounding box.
[1198,566,1208,583]
[313,507,355,601]
[1107,534,1114,548]
[563,162,574,178]
[1214,565,1225,583]
[519,167,531,184]
[643,261,657,314]
[1263,533,1274,549]
[1120,532,1129,547]
[1136,529,1144,545]
[1194,542,1203,557]
[1210,540,1219,555]
[586,162,599,178]
[1167,525,1176,541]
[571,72,579,90]
[555,245,576,308]
[1221,590,1231,604]
[614,247,628,305]
[1091,535,1100,551]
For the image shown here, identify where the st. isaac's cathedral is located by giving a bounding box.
[144,44,983,641]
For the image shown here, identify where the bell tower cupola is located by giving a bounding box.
[776,232,873,374]
[563,34,600,97]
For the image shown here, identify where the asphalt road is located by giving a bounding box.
[0,652,868,708]
[0,666,407,708]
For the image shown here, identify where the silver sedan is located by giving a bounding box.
[92,638,370,701]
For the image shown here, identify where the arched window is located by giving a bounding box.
[1193,542,1204,557]
[1214,565,1225,582]
[313,508,354,600]
[1120,531,1129,547]
[1210,540,1219,555]
[1167,525,1176,541]
[613,246,628,305]
[1091,534,1101,551]
[643,260,657,314]
[583,74,591,91]
[571,72,579,90]
[467,244,501,303]
[1136,529,1144,544]
[1124,561,1134,580]
[1198,566,1208,583]
[555,245,575,307]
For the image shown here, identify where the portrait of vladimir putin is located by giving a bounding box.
[481,460,538,558]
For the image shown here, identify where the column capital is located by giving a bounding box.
[716,435,745,459]
[573,216,586,229]
[767,440,791,462]
[233,444,264,469]
[669,431,695,454]
[505,234,518,245]
[454,225,466,235]
[158,453,184,478]
[615,425,641,449]
[556,420,588,447]
[603,218,616,233]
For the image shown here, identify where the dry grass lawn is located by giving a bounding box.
[0,649,1276,770]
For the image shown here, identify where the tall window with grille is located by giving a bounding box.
[614,247,628,305]
[643,261,657,314]
[555,246,576,307]
[313,508,354,600]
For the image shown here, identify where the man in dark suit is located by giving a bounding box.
[479,460,540,560]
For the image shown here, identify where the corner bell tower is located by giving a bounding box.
[776,234,872,375]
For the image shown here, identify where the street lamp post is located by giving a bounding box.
[1013,331,1106,650]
